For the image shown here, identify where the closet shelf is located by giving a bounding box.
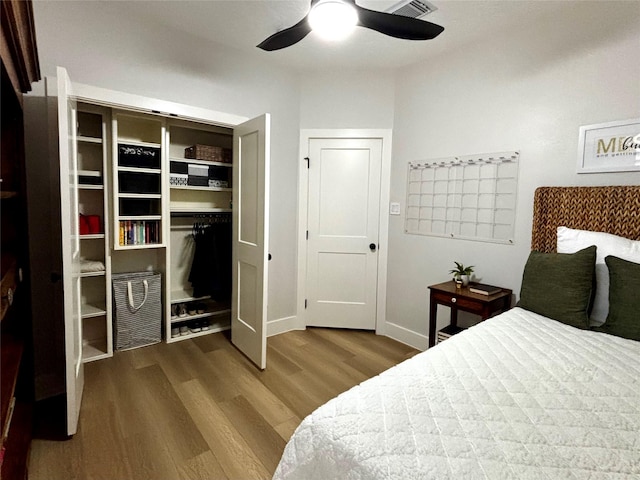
[118,215,162,221]
[116,243,165,250]
[117,166,161,175]
[79,184,104,190]
[169,157,232,168]
[170,288,210,303]
[170,308,231,324]
[170,185,231,192]
[167,322,230,343]
[77,135,102,144]
[81,303,107,319]
[80,271,106,278]
[78,234,105,240]
[82,341,110,363]
[118,193,161,199]
[170,208,232,216]
[117,139,161,149]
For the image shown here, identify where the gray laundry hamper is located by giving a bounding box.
[112,271,162,350]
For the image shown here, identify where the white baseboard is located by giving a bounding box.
[267,315,304,337]
[384,321,428,351]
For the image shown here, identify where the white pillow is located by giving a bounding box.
[557,226,640,326]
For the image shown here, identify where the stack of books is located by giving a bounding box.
[437,325,465,344]
[469,283,502,295]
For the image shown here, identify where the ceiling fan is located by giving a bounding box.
[257,0,444,51]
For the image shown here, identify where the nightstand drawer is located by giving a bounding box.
[430,290,486,314]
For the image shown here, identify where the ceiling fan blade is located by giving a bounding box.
[257,16,312,51]
[355,6,444,40]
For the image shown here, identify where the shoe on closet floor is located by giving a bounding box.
[189,321,201,333]
[171,327,179,338]
[179,325,189,336]
[200,320,210,331]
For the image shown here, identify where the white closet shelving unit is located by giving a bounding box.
[112,112,166,250]
[76,105,112,362]
[52,65,270,436]
[166,119,234,342]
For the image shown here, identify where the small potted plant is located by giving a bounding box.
[449,262,474,287]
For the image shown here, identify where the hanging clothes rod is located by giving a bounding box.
[170,211,231,218]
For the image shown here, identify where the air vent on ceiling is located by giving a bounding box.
[386,0,437,19]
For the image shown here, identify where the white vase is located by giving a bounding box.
[460,274,470,286]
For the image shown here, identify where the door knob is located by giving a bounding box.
[369,243,377,252]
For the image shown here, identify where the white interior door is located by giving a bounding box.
[231,114,270,370]
[306,138,382,329]
[56,66,84,435]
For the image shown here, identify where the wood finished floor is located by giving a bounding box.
[29,328,418,480]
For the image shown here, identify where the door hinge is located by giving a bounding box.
[305,299,308,309]
[304,157,310,169]
[306,230,309,240]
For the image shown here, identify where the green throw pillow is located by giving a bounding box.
[598,256,640,341]
[518,245,596,328]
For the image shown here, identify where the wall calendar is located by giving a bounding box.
[405,151,519,244]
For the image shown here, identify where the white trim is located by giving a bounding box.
[384,321,428,351]
[297,129,392,335]
[72,81,248,127]
[267,316,303,337]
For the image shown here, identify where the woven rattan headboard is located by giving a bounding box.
[531,186,640,253]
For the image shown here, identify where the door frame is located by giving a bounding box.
[296,129,392,334]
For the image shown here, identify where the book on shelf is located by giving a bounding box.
[437,324,465,343]
[469,283,502,295]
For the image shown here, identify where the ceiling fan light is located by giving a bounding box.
[308,0,359,41]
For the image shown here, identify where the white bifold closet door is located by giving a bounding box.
[56,66,85,436]
[231,114,270,370]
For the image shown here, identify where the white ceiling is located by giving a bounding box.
[118,0,573,71]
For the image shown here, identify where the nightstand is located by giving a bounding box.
[428,281,512,348]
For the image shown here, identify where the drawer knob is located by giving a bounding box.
[452,297,457,303]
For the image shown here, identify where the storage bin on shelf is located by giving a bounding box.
[185,144,232,164]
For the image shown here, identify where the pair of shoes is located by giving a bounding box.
[179,325,189,336]
[200,320,210,331]
[196,303,206,314]
[189,321,201,333]
[171,327,179,338]
[178,304,188,317]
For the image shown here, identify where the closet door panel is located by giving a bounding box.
[56,66,84,436]
[231,114,270,370]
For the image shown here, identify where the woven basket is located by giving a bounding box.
[185,144,232,163]
[531,186,640,252]
[112,272,162,350]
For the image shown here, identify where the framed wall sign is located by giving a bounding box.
[577,119,640,173]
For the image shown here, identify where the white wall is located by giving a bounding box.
[31,0,301,323]
[387,1,640,349]
[299,70,396,128]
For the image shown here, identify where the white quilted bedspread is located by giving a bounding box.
[273,308,640,479]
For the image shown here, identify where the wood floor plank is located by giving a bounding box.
[134,364,210,463]
[208,348,297,427]
[219,395,287,473]
[177,451,228,480]
[175,379,271,479]
[29,328,418,479]
[274,416,302,442]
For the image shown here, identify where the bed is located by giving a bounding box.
[273,186,640,480]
